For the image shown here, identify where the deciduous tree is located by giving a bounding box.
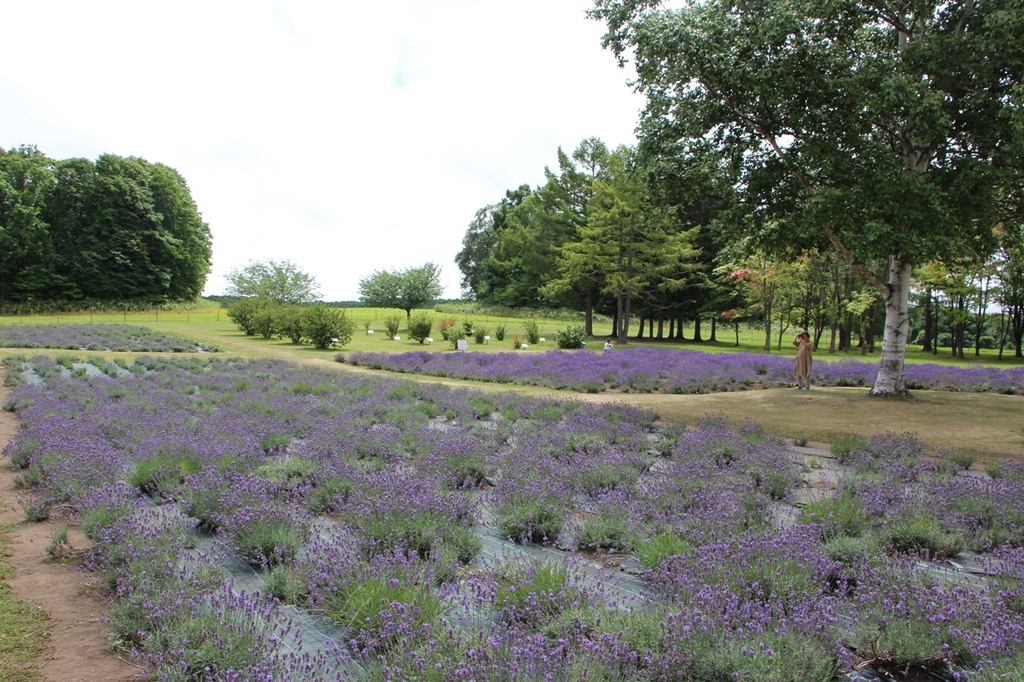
[225,259,321,305]
[455,185,531,301]
[0,147,212,304]
[358,262,443,317]
[591,0,1023,395]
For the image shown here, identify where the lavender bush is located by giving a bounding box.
[0,323,221,352]
[4,354,1024,679]
[346,345,1024,395]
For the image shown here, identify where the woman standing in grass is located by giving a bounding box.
[793,330,812,390]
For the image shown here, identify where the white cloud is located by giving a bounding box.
[0,0,643,300]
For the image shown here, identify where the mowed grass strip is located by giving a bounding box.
[0,523,49,682]
[631,387,1024,462]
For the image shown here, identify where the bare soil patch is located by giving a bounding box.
[0,386,147,682]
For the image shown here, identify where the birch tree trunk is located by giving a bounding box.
[762,283,774,351]
[869,255,913,396]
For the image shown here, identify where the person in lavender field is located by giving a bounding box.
[793,329,812,390]
[604,338,615,351]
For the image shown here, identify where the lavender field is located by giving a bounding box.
[4,354,1024,681]
[344,346,1024,395]
[0,323,221,353]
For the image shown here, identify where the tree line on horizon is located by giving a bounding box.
[456,0,1024,385]
[0,145,212,305]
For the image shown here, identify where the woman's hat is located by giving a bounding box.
[798,329,809,338]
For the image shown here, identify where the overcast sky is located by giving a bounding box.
[1,1,645,300]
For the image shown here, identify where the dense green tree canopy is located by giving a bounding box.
[0,146,212,303]
[590,0,1024,394]
[455,185,533,301]
[358,262,444,317]
[458,138,724,335]
[566,145,702,343]
[454,185,532,303]
[225,259,321,305]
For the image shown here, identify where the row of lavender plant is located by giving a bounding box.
[0,323,221,352]
[4,354,1024,679]
[343,346,1024,395]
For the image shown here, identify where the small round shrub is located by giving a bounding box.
[555,325,587,349]
[303,304,355,349]
[407,312,434,344]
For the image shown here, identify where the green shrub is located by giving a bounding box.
[8,437,37,470]
[685,631,840,682]
[753,468,795,500]
[823,535,882,587]
[263,564,308,604]
[522,318,541,345]
[80,504,132,542]
[232,516,307,567]
[635,531,690,570]
[384,314,402,338]
[474,326,489,344]
[407,312,434,344]
[798,488,867,540]
[2,355,27,388]
[949,450,976,470]
[13,464,44,489]
[494,323,507,341]
[307,476,355,513]
[254,457,316,488]
[128,447,202,497]
[156,609,265,681]
[824,534,879,567]
[440,449,491,490]
[349,508,480,567]
[580,462,638,493]
[23,498,49,522]
[276,305,305,344]
[496,499,565,544]
[832,433,870,463]
[45,524,70,558]
[447,326,466,350]
[577,516,638,552]
[325,573,442,651]
[555,325,587,349]
[251,303,280,339]
[303,304,356,349]
[877,515,965,559]
[973,650,1024,682]
[495,558,573,626]
[852,586,977,672]
[259,433,292,454]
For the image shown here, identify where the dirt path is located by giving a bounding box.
[0,386,148,682]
